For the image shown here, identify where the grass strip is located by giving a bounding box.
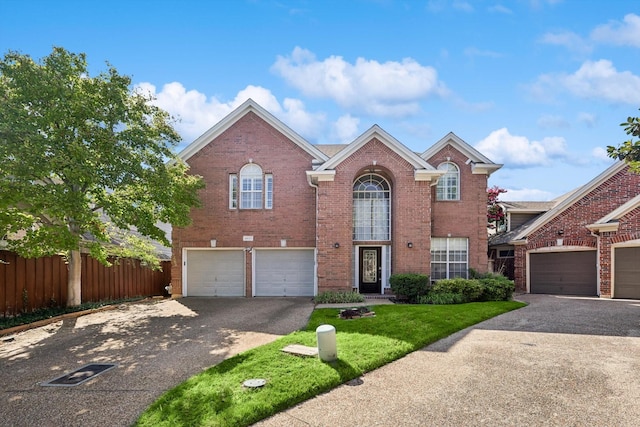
[136,301,525,427]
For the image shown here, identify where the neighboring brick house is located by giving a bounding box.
[170,99,501,297]
[490,161,640,299]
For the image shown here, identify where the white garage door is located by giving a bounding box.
[254,249,315,296]
[185,250,244,296]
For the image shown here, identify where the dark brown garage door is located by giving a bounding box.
[530,251,597,296]
[614,247,640,299]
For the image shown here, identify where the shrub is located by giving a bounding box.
[313,291,365,304]
[389,273,430,303]
[419,292,466,305]
[429,278,483,303]
[478,276,515,301]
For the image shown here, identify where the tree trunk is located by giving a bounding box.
[67,249,82,306]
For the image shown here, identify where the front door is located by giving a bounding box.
[359,247,382,294]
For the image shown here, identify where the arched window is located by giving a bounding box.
[353,174,391,241]
[436,162,459,200]
[240,164,263,209]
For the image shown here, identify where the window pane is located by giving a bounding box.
[265,175,273,209]
[353,174,390,241]
[436,162,459,201]
[239,164,263,209]
[430,237,468,280]
[229,174,237,209]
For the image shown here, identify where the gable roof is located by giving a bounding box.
[421,132,502,176]
[586,194,640,233]
[176,98,329,164]
[308,125,444,183]
[511,161,628,242]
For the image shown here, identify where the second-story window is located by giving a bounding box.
[240,163,263,209]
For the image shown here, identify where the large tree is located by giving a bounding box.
[0,47,203,306]
[607,110,640,172]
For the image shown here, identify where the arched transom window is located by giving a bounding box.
[240,164,263,209]
[353,174,391,241]
[436,162,459,200]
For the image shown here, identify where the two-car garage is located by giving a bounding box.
[183,248,316,297]
[529,246,640,299]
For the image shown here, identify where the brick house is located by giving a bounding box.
[490,161,640,299]
[170,99,501,297]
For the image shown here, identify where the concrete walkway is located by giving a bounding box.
[0,297,314,427]
[257,295,640,427]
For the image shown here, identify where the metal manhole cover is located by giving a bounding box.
[41,363,117,387]
[243,378,266,388]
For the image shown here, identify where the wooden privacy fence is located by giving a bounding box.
[0,250,171,317]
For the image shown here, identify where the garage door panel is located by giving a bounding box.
[614,247,640,299]
[530,251,596,296]
[255,250,315,297]
[186,250,244,297]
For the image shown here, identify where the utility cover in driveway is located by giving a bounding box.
[41,363,117,387]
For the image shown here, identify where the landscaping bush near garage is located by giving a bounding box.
[389,273,430,303]
[420,273,515,304]
[313,290,365,304]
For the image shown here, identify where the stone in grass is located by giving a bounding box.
[282,344,318,357]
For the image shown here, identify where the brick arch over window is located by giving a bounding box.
[353,174,391,241]
[436,162,459,200]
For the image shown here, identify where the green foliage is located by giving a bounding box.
[607,110,640,173]
[425,274,515,304]
[0,47,204,304]
[419,292,466,305]
[430,278,483,303]
[313,291,365,304]
[389,273,430,303]
[478,276,515,301]
[136,301,526,427]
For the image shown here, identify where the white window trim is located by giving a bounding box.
[265,174,273,209]
[436,162,460,201]
[240,163,263,210]
[352,174,391,241]
[229,174,237,209]
[431,237,469,280]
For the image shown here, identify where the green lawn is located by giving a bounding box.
[136,301,525,427]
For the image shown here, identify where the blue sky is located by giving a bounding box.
[2,0,639,201]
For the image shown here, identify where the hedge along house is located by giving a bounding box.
[170,99,501,297]
[496,161,640,299]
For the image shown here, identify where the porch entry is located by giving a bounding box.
[359,246,382,293]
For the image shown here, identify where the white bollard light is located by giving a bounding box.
[316,324,337,362]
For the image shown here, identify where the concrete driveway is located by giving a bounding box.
[258,294,640,427]
[0,297,314,427]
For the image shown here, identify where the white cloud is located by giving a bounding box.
[136,82,327,144]
[331,114,360,144]
[452,1,473,12]
[488,4,512,14]
[271,47,448,117]
[500,187,556,201]
[577,112,598,127]
[591,146,610,162]
[530,60,640,105]
[539,31,592,55]
[537,114,570,129]
[591,13,640,48]
[475,128,568,167]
